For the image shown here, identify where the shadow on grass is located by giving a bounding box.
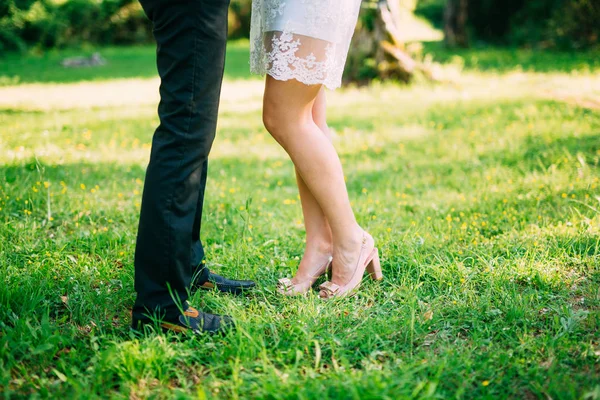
[502,132,600,170]
[0,108,46,115]
[0,41,252,86]
[422,41,600,73]
[3,40,599,87]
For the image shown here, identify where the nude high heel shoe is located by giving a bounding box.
[277,256,333,296]
[318,232,382,299]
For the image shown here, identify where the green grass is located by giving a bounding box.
[1,42,600,399]
[2,39,600,87]
[422,41,600,73]
[0,40,252,86]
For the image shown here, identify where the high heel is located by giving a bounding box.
[319,232,382,299]
[277,256,333,296]
[366,248,383,281]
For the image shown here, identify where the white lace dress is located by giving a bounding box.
[250,0,363,90]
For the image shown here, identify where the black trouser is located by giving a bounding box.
[132,0,230,322]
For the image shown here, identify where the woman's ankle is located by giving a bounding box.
[333,225,364,252]
[305,237,333,257]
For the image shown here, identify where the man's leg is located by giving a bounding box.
[132,0,229,325]
[190,158,209,285]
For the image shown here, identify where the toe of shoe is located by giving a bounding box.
[208,273,256,294]
[200,312,234,334]
[179,312,234,335]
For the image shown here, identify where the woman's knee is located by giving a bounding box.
[262,77,321,140]
[262,95,305,140]
[262,100,282,135]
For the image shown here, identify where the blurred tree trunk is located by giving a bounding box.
[345,0,443,84]
[444,0,469,47]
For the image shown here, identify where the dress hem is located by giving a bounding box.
[250,68,340,91]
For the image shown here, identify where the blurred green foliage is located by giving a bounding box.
[468,0,599,49]
[414,0,446,30]
[416,0,599,49]
[0,0,252,54]
[228,0,251,40]
[0,0,152,53]
[0,0,596,54]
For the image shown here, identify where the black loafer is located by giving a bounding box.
[131,306,233,336]
[194,272,256,295]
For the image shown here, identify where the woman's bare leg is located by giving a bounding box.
[293,88,334,281]
[263,77,364,285]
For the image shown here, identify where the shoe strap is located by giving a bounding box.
[277,278,293,291]
[304,256,333,279]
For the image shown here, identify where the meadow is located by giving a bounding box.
[0,41,599,399]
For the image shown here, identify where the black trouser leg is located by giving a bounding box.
[132,0,229,322]
[191,158,210,284]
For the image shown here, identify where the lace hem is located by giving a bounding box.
[250,30,344,90]
[249,0,362,90]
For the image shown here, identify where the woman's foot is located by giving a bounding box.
[319,229,382,299]
[278,243,333,296]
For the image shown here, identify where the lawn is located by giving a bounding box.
[0,41,599,399]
